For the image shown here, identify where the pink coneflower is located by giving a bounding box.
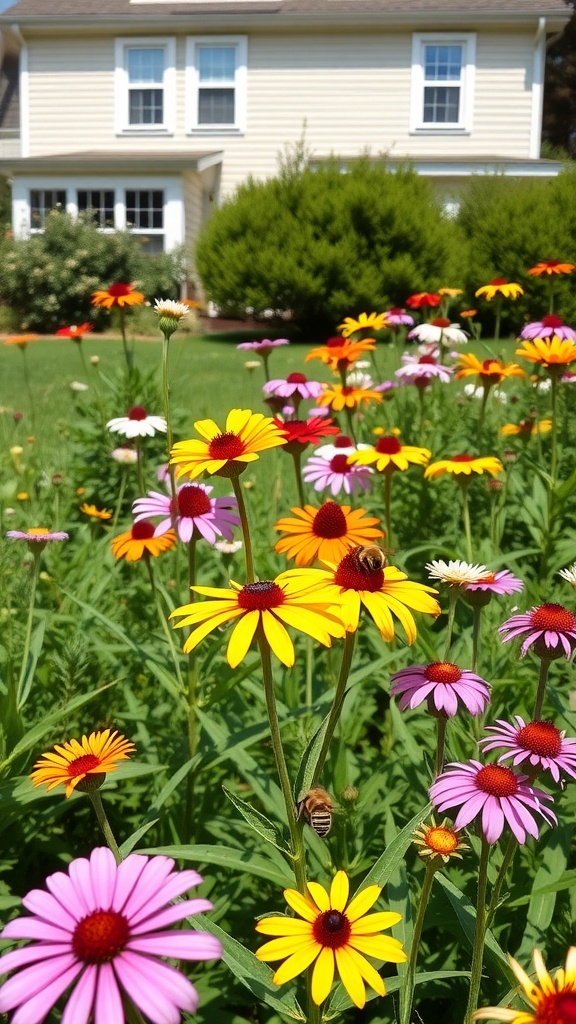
[107,406,167,439]
[6,527,69,544]
[430,760,556,844]
[374,380,398,394]
[263,373,323,403]
[499,603,576,659]
[520,314,576,341]
[464,570,524,595]
[384,307,414,327]
[302,436,374,496]
[133,482,239,544]
[391,662,491,717]
[0,846,221,1024]
[479,716,576,783]
[395,354,454,387]
[237,338,290,352]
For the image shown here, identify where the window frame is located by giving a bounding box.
[410,33,476,134]
[185,35,247,134]
[115,37,176,135]
[77,188,116,230]
[29,188,67,231]
[125,188,165,252]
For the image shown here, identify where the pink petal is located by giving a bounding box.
[0,943,71,976]
[130,899,214,934]
[111,854,150,914]
[452,791,488,829]
[61,965,97,1024]
[481,796,505,843]
[89,848,117,910]
[46,870,87,921]
[127,870,204,926]
[120,857,176,920]
[69,857,97,912]
[2,918,74,943]
[194,518,217,544]
[128,931,222,960]
[115,951,198,1024]
[22,891,77,931]
[499,796,530,842]
[179,517,194,543]
[94,963,123,1024]
[2,960,81,1022]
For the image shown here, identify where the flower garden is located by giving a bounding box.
[1,266,576,1024]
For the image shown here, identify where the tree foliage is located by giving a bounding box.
[543,10,576,158]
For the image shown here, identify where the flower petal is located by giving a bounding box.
[311,946,335,1005]
[330,872,349,912]
[345,885,382,922]
[306,882,330,913]
[272,942,320,985]
[335,945,367,1008]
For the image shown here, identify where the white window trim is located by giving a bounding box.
[185,35,247,135]
[410,33,476,135]
[114,37,176,135]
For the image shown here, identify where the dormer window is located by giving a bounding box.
[115,38,176,134]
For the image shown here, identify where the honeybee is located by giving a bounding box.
[297,787,334,838]
[356,544,388,571]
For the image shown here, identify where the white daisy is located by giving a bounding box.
[409,321,468,347]
[425,559,492,586]
[107,405,167,439]
[558,564,576,587]
[153,298,191,321]
[214,539,243,554]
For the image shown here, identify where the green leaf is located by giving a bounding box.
[16,616,47,710]
[324,970,470,1018]
[119,819,159,858]
[141,843,294,887]
[358,805,431,890]
[223,786,291,855]
[293,706,333,801]
[434,873,513,982]
[516,825,572,960]
[506,869,576,908]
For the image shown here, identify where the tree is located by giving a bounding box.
[542,8,576,157]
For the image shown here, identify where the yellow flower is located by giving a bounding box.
[516,335,576,368]
[111,521,176,561]
[475,278,524,301]
[91,282,145,308]
[30,729,135,798]
[413,818,468,864]
[338,312,388,337]
[455,353,525,385]
[317,384,382,413]
[274,500,384,567]
[348,436,431,473]
[424,455,503,479]
[170,569,346,668]
[474,946,576,1022]
[80,502,113,520]
[438,287,463,297]
[170,409,286,480]
[501,419,552,438]
[255,870,406,1009]
[305,337,376,372]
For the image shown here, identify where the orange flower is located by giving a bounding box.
[111,521,176,561]
[31,729,135,798]
[460,309,477,319]
[305,337,376,372]
[527,260,575,276]
[91,283,145,309]
[274,500,384,566]
[317,384,382,412]
[516,336,576,368]
[80,502,112,520]
[455,353,525,385]
[4,334,40,347]
[56,323,93,339]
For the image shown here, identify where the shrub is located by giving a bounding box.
[195,157,466,335]
[0,212,184,331]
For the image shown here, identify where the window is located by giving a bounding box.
[78,189,115,229]
[411,34,475,133]
[115,38,175,133]
[186,36,247,133]
[125,189,164,252]
[30,189,66,230]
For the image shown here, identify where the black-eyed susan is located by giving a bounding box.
[305,337,376,373]
[170,409,286,480]
[424,454,503,479]
[501,418,552,438]
[516,335,576,370]
[284,548,440,644]
[475,278,524,301]
[413,817,468,864]
[317,384,382,413]
[30,729,135,798]
[170,569,346,668]
[80,502,113,520]
[455,353,525,386]
[91,282,145,308]
[255,870,406,1009]
[338,312,388,338]
[474,947,576,1022]
[111,520,176,561]
[348,436,431,473]
[274,501,384,566]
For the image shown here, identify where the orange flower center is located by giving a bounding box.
[67,753,101,778]
[209,431,245,460]
[107,283,132,297]
[329,454,351,474]
[375,437,402,455]
[335,435,353,447]
[542,314,563,328]
[131,521,155,540]
[431,318,451,328]
[535,991,576,1024]
[312,910,351,949]
[424,662,462,684]
[237,581,285,610]
[176,485,211,518]
[286,372,307,384]
[491,277,507,286]
[313,501,348,538]
[531,604,576,631]
[424,825,459,855]
[475,764,518,797]
[128,405,147,420]
[334,550,384,592]
[516,721,562,758]
[451,454,473,462]
[72,910,130,963]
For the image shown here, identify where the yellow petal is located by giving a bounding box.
[256,935,315,962]
[227,610,260,667]
[350,911,402,934]
[330,871,350,912]
[345,885,382,922]
[307,882,330,912]
[348,934,407,963]
[311,946,335,1005]
[272,942,320,985]
[192,418,221,440]
[256,917,313,937]
[344,945,386,997]
[335,946,367,1009]
[261,610,294,667]
[181,609,243,654]
[284,888,318,923]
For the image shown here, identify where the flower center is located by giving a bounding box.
[431,318,451,329]
[542,314,563,328]
[389,307,403,315]
[237,581,285,610]
[516,721,562,758]
[67,753,101,778]
[28,527,49,536]
[128,405,147,421]
[475,764,518,797]
[327,337,344,348]
[313,501,348,538]
[72,910,130,964]
[312,910,352,950]
[531,604,576,631]
[424,825,459,855]
[424,662,462,684]
[451,454,473,462]
[108,283,132,297]
[334,549,385,592]
[329,454,351,474]
[286,372,307,384]
[535,991,576,1024]
[491,277,507,286]
[131,521,155,540]
[177,484,212,518]
[341,386,354,396]
[419,355,436,365]
[375,437,402,455]
[335,435,353,447]
[209,431,246,460]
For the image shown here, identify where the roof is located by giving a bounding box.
[0,149,224,174]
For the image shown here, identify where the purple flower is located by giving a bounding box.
[133,482,239,544]
[0,846,221,1024]
[390,662,491,717]
[263,373,323,402]
[430,760,556,844]
[395,355,454,386]
[302,452,373,497]
[237,338,290,352]
[6,528,69,543]
[464,569,524,595]
[520,315,576,341]
[373,380,398,394]
[479,716,576,783]
[383,308,415,327]
[499,603,576,659]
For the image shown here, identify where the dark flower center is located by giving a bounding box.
[424,662,462,684]
[491,277,507,286]
[286,372,307,384]
[313,501,348,538]
[536,991,576,1024]
[375,437,402,455]
[335,435,353,447]
[128,405,147,420]
[108,282,132,297]
[68,753,100,778]
[327,337,344,348]
[475,764,518,797]
[237,581,285,610]
[419,355,436,365]
[312,910,351,949]
[131,521,155,540]
[341,386,354,396]
[531,604,576,631]
[431,318,451,329]
[209,431,245,460]
[542,314,563,328]
[177,484,212,518]
[73,910,130,964]
[516,721,562,758]
[451,454,473,462]
[329,454,351,474]
[334,549,384,592]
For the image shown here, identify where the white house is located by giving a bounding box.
[0,0,569,255]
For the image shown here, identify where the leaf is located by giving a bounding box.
[324,970,471,1018]
[16,616,47,710]
[141,843,294,887]
[119,819,159,858]
[223,786,291,855]
[506,870,576,908]
[384,811,412,1021]
[145,756,202,817]
[358,805,431,891]
[293,705,333,800]
[516,824,572,960]
[434,873,514,982]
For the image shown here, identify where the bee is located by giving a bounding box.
[297,787,334,838]
[356,544,389,571]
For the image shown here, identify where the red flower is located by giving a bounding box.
[406,293,441,310]
[56,323,93,340]
[274,417,340,452]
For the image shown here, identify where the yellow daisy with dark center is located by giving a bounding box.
[516,335,576,370]
[111,520,176,561]
[474,946,576,1023]
[170,409,286,480]
[274,501,384,566]
[455,353,525,385]
[317,384,382,412]
[255,870,406,1009]
[31,730,135,798]
[348,435,431,473]
[424,454,503,479]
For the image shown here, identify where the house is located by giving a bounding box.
[0,0,569,260]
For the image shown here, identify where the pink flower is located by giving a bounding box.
[263,373,323,402]
[237,338,290,352]
[395,354,454,386]
[479,716,576,784]
[464,569,524,595]
[0,846,222,1024]
[390,662,491,717]
[302,437,374,496]
[520,314,576,341]
[430,760,556,844]
[6,528,69,543]
[383,307,414,327]
[499,603,576,659]
[133,482,239,544]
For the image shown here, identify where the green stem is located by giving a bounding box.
[16,549,41,710]
[471,605,482,674]
[232,476,255,583]
[443,589,458,660]
[550,374,559,490]
[477,385,490,447]
[549,277,554,315]
[21,346,35,429]
[119,306,133,379]
[533,658,551,720]
[435,715,447,777]
[112,468,127,532]
[257,629,307,893]
[460,480,473,563]
[344,406,357,445]
[88,790,123,865]
[261,354,271,383]
[291,449,306,506]
[143,555,185,695]
[312,632,356,786]
[486,835,518,928]
[400,860,437,1024]
[383,470,393,545]
[465,838,490,1024]
[186,537,200,840]
[135,436,145,495]
[161,334,178,507]
[493,298,502,344]
[307,992,323,1024]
